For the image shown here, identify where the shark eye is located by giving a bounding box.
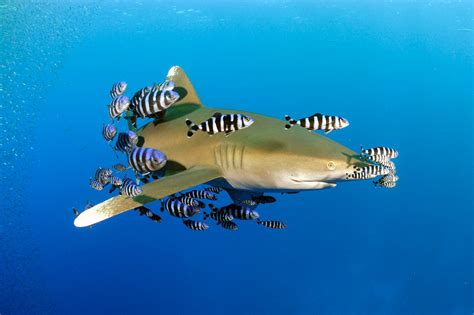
[327,161,336,170]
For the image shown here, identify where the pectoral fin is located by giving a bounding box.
[74,165,222,227]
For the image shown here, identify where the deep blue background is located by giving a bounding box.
[1,1,472,314]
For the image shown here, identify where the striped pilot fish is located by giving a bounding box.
[183,190,217,200]
[130,86,151,111]
[110,81,127,99]
[257,219,287,229]
[220,204,259,220]
[89,178,104,191]
[183,219,209,231]
[102,124,117,142]
[219,220,238,231]
[120,178,143,197]
[204,186,223,193]
[112,163,129,172]
[161,198,200,218]
[373,173,399,188]
[185,112,255,138]
[205,204,234,222]
[94,167,112,185]
[152,80,176,92]
[252,195,276,204]
[366,155,396,170]
[108,176,123,193]
[178,196,204,208]
[135,89,180,118]
[354,165,390,177]
[114,131,139,153]
[361,146,399,159]
[284,113,349,134]
[136,206,162,223]
[127,147,167,175]
[108,95,130,120]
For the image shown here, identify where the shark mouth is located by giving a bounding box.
[289,177,337,189]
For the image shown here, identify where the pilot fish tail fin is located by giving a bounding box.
[284,115,297,129]
[185,119,199,138]
[166,66,202,107]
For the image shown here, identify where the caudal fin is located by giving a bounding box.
[284,115,297,129]
[185,119,199,138]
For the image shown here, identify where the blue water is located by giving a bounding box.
[1,1,472,314]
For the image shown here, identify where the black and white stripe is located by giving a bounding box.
[135,89,180,118]
[183,219,209,231]
[362,146,399,159]
[120,178,143,197]
[108,95,130,119]
[183,190,217,200]
[102,124,117,142]
[110,81,127,99]
[127,147,167,175]
[185,112,255,138]
[114,131,138,153]
[257,219,287,229]
[220,204,259,220]
[373,173,398,188]
[161,198,199,218]
[136,206,162,223]
[284,113,349,133]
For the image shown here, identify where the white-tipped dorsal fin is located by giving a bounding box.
[166,66,202,107]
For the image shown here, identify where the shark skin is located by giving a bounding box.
[74,66,372,228]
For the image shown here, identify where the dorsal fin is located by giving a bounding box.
[166,66,202,107]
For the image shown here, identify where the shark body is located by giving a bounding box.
[74,66,372,228]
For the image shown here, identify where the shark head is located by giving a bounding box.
[223,114,373,192]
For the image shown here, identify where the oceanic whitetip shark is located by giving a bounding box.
[74,66,373,228]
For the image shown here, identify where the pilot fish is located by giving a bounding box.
[114,131,138,153]
[354,165,390,177]
[89,178,104,191]
[185,112,255,138]
[102,124,117,142]
[205,204,234,222]
[204,186,223,193]
[112,163,129,172]
[361,146,399,159]
[94,167,112,185]
[257,219,287,229]
[178,196,204,208]
[161,198,200,218]
[120,178,142,197]
[108,176,123,193]
[366,154,396,170]
[135,89,180,118]
[130,86,151,111]
[219,220,238,231]
[136,206,162,223]
[219,204,259,220]
[127,147,167,175]
[110,81,127,99]
[284,113,349,134]
[183,219,209,231]
[108,95,130,120]
[183,190,217,200]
